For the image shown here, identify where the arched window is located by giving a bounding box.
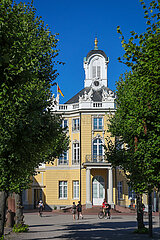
[93,138,103,162]
[92,58,101,79]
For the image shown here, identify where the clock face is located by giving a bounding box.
[94,81,99,86]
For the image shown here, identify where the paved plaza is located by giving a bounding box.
[5,212,160,240]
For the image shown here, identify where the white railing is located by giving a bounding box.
[55,101,115,111]
[85,155,108,163]
[93,102,102,108]
[59,105,68,110]
[73,104,79,109]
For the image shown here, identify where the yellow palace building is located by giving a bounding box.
[24,39,155,211]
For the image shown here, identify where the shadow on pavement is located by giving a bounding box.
[29,224,54,228]
[24,221,159,240]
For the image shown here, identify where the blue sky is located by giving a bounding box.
[17,0,147,103]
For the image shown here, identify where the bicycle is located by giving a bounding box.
[98,208,111,219]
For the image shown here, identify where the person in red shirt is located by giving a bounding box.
[102,199,111,218]
[102,199,107,209]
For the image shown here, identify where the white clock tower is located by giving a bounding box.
[83,37,109,90]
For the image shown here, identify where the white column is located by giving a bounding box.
[107,167,114,207]
[86,168,92,208]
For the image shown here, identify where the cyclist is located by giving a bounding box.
[102,199,107,215]
[102,199,111,219]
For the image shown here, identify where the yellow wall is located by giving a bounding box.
[81,114,92,163]
[28,112,135,209]
[45,169,80,206]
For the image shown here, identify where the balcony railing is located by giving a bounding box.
[54,101,115,112]
[85,155,108,163]
[93,102,102,108]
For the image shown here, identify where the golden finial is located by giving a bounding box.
[94,37,98,50]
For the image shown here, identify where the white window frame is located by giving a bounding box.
[92,138,104,162]
[73,180,79,199]
[118,181,123,200]
[59,181,67,199]
[72,142,80,165]
[58,151,68,165]
[72,118,80,131]
[92,66,101,78]
[62,119,68,128]
[93,117,103,130]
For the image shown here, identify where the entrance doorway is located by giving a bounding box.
[34,189,42,209]
[92,176,105,205]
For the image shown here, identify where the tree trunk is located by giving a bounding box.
[137,193,145,229]
[15,192,24,225]
[158,190,160,235]
[158,189,160,239]
[148,192,153,237]
[0,191,8,237]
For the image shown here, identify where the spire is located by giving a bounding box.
[94,37,98,50]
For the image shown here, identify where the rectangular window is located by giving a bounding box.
[118,181,123,200]
[93,117,103,130]
[73,181,79,199]
[128,187,136,200]
[72,142,80,164]
[92,66,101,78]
[58,151,68,165]
[99,184,103,198]
[92,66,96,78]
[62,119,68,131]
[97,66,101,78]
[59,181,67,199]
[93,181,97,198]
[63,119,68,128]
[72,118,80,131]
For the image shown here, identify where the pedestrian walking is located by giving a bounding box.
[72,202,76,220]
[38,200,44,217]
[77,201,83,220]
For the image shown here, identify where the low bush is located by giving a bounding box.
[13,224,29,233]
[134,227,149,234]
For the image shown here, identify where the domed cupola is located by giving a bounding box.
[83,38,109,90]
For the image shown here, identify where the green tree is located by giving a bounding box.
[0,0,69,236]
[105,0,160,234]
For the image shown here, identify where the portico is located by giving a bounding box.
[83,162,114,208]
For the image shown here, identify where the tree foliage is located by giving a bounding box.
[0,0,69,193]
[105,0,160,193]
